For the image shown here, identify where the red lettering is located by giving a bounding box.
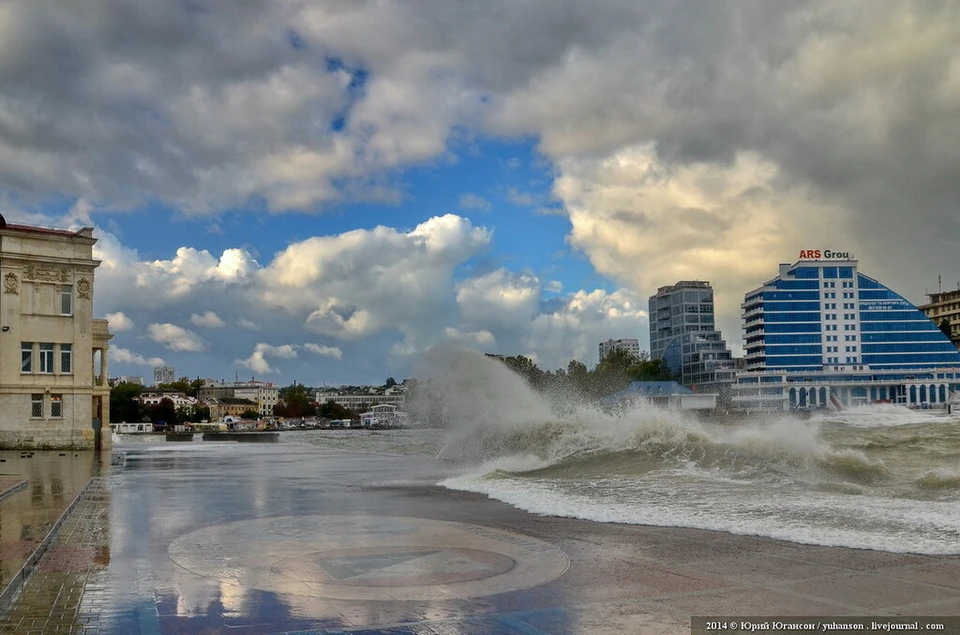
[799,249,821,259]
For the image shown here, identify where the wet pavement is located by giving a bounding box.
[1,440,959,634]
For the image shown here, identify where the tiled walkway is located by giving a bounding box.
[0,477,110,634]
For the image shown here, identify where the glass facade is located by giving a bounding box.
[734,258,960,412]
[742,260,960,373]
[649,281,735,387]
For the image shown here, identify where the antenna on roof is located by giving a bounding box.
[939,275,942,293]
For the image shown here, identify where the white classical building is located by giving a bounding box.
[0,216,112,449]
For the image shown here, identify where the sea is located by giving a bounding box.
[123,347,960,556]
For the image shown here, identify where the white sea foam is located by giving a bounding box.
[414,345,960,554]
[441,472,960,555]
[816,403,947,428]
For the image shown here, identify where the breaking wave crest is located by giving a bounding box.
[418,346,960,554]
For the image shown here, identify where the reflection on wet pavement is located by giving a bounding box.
[1,442,575,634]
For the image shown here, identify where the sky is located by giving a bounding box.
[1,1,958,386]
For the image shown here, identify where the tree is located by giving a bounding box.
[384,377,397,388]
[275,383,316,418]
[317,399,355,421]
[110,382,143,423]
[188,378,205,399]
[590,349,639,398]
[939,318,953,340]
[158,376,192,394]
[240,409,260,420]
[630,357,673,382]
[149,397,177,426]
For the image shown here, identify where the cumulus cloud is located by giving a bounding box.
[147,323,206,352]
[109,347,164,367]
[190,311,227,328]
[553,146,843,345]
[303,343,343,359]
[235,318,260,330]
[105,311,134,332]
[36,1,957,377]
[236,342,300,374]
[527,288,648,369]
[1,1,954,317]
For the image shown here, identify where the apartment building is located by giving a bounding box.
[199,380,279,417]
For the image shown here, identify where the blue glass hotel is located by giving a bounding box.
[733,253,960,412]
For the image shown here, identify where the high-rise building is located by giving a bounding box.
[733,253,960,411]
[153,365,176,385]
[918,288,960,348]
[0,215,113,449]
[598,338,640,361]
[648,281,735,389]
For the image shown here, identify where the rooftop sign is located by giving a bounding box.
[798,249,854,260]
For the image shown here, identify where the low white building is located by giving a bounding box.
[315,392,405,410]
[138,391,199,408]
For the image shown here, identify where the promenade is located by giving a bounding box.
[0,441,958,634]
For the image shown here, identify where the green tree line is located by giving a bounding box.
[492,348,671,400]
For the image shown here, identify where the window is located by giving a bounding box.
[50,394,63,418]
[60,344,72,374]
[60,285,73,316]
[21,343,33,373]
[31,394,43,418]
[39,344,54,373]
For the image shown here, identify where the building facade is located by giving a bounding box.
[598,338,640,361]
[648,281,735,391]
[919,288,960,348]
[314,392,405,411]
[153,365,176,385]
[733,254,960,411]
[199,380,279,417]
[0,216,112,449]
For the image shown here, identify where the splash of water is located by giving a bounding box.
[410,345,889,484]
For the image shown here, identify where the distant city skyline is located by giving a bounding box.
[1,2,957,385]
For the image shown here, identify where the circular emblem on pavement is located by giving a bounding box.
[168,515,569,601]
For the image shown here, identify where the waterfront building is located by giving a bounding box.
[153,365,176,385]
[918,287,960,348]
[733,252,960,411]
[206,397,260,421]
[598,338,640,362]
[199,380,279,418]
[138,391,198,408]
[0,216,112,449]
[648,281,735,393]
[314,391,405,411]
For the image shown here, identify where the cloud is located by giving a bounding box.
[236,342,300,374]
[505,188,538,207]
[527,288,648,369]
[105,311,134,332]
[147,323,206,352]
[190,311,227,328]
[304,343,343,359]
[458,193,492,211]
[235,318,260,330]
[109,346,164,367]
[1,1,955,316]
